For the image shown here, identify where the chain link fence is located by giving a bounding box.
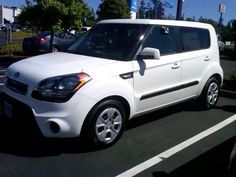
[0,25,12,47]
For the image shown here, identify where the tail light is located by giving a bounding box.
[35,38,46,43]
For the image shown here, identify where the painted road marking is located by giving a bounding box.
[0,83,4,86]
[116,114,236,177]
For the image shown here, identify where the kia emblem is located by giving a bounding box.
[14,72,20,78]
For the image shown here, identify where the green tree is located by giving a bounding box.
[18,0,94,51]
[96,0,130,20]
[219,22,232,41]
[19,0,93,31]
[198,17,219,33]
[151,0,161,19]
[138,0,146,19]
[227,20,236,52]
[185,16,196,22]
[231,20,236,30]
[163,14,175,20]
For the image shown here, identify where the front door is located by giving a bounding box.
[133,26,182,114]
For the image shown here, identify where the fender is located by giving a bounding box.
[79,76,135,118]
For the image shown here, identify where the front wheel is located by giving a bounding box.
[198,77,220,109]
[81,100,126,147]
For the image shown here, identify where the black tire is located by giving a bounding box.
[81,100,127,147]
[198,77,220,109]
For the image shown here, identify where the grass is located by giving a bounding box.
[0,31,37,55]
[0,42,23,55]
[223,44,236,57]
[224,45,234,50]
[12,31,36,39]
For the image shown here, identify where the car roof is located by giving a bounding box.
[98,19,213,30]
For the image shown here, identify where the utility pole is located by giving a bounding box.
[176,0,183,20]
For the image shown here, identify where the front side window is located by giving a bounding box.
[67,24,150,61]
[142,26,176,55]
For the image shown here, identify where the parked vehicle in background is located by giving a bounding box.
[22,31,82,54]
[217,34,225,53]
[81,26,91,32]
[1,19,223,147]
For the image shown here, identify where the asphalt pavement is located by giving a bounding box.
[0,97,235,176]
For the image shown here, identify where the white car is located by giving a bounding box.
[1,19,223,147]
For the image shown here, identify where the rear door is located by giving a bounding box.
[179,27,212,99]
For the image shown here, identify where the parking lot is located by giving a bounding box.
[0,56,235,176]
[0,96,235,176]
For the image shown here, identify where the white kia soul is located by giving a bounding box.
[1,19,223,146]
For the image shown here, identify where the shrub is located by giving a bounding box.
[0,42,23,55]
[223,72,236,91]
[224,44,236,56]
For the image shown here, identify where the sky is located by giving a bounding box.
[0,0,236,25]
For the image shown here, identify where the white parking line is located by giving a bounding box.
[0,83,4,86]
[116,114,236,177]
[0,70,6,72]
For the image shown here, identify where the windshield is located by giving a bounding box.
[67,24,150,61]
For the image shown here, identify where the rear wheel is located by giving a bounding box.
[81,100,126,147]
[198,77,220,109]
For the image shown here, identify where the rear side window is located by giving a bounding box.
[142,26,176,55]
[180,27,210,52]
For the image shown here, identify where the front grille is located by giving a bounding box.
[6,77,28,95]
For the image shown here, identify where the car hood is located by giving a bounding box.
[6,52,117,88]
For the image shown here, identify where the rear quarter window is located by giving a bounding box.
[180,27,210,52]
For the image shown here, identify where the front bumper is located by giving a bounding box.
[1,92,42,136]
[1,90,97,138]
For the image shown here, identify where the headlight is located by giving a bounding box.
[32,73,91,102]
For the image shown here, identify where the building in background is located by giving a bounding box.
[0,5,21,25]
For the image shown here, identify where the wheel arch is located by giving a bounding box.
[211,73,223,86]
[86,95,131,122]
[80,95,131,134]
[199,73,223,95]
[101,96,131,120]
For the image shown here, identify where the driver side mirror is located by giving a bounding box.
[138,47,160,60]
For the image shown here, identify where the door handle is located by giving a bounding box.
[171,63,180,69]
[204,56,210,61]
